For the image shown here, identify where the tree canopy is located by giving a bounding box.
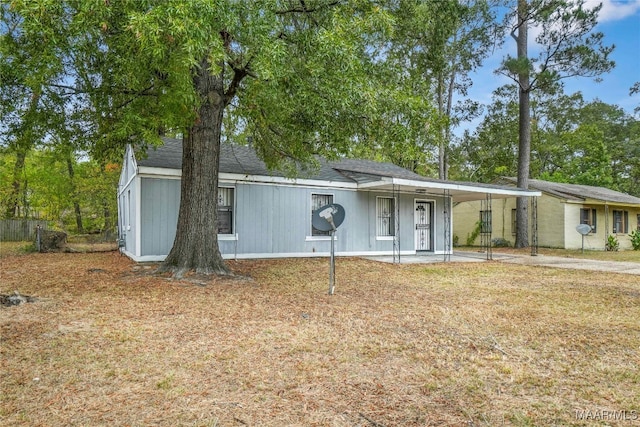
[1,0,636,269]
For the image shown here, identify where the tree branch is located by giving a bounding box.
[276,0,342,15]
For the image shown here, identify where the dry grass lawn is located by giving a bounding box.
[1,252,639,426]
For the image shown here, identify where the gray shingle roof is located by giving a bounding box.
[500,177,640,205]
[137,137,428,183]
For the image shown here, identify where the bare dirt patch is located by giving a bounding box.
[1,252,639,426]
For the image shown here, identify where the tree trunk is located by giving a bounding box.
[100,163,113,240]
[515,0,530,248]
[5,148,27,218]
[159,58,230,277]
[443,63,457,181]
[437,74,446,180]
[66,154,84,234]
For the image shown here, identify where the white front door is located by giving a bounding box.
[414,200,432,251]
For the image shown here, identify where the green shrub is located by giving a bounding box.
[492,238,511,248]
[629,229,640,251]
[605,234,619,252]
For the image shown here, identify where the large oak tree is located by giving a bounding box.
[2,0,392,276]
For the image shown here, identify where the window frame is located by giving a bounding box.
[376,196,396,239]
[479,210,492,234]
[612,209,629,234]
[217,187,234,235]
[580,208,597,233]
[311,193,334,237]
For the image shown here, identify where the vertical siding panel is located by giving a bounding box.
[140,178,179,256]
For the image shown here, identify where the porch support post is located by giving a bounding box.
[443,189,451,262]
[481,193,493,260]
[530,196,538,256]
[604,204,609,250]
[392,184,401,264]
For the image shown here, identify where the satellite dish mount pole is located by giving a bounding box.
[313,203,345,296]
[329,228,336,295]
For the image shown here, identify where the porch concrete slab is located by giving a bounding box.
[364,251,508,264]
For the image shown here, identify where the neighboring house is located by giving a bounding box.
[117,138,539,261]
[454,178,640,251]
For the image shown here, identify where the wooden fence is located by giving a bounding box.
[0,220,51,242]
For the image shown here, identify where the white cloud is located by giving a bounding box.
[584,0,640,23]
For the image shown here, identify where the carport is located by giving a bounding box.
[354,176,541,263]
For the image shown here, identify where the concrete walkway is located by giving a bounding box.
[365,251,640,276]
[496,253,640,275]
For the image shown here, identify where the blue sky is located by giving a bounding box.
[460,0,640,135]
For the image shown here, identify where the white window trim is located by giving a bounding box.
[218,233,238,241]
[306,235,338,241]
[218,186,235,236]
[310,192,335,237]
[376,196,396,239]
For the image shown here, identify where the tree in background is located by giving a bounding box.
[454,83,639,196]
[371,0,501,178]
[499,0,614,247]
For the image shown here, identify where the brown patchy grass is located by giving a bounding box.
[1,252,639,426]
[0,241,117,258]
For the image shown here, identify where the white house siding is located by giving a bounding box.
[222,182,449,259]
[140,178,180,256]
[117,146,139,256]
[122,174,450,261]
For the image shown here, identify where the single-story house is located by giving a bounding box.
[454,178,640,251]
[117,138,539,262]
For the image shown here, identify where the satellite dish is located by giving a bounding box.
[576,224,592,235]
[312,203,345,232]
[311,204,345,296]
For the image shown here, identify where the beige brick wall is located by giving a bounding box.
[454,196,640,250]
[454,194,566,248]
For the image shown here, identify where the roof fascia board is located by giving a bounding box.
[219,173,358,190]
[138,166,181,178]
[361,177,541,197]
[118,145,138,195]
[136,166,359,189]
[566,199,640,208]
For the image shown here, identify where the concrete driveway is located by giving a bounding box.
[365,251,640,276]
[495,253,640,275]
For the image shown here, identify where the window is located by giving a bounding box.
[377,197,396,237]
[612,210,628,234]
[480,210,492,233]
[637,214,640,231]
[312,194,333,236]
[217,187,234,234]
[511,209,517,235]
[580,208,597,233]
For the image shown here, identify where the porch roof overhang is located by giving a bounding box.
[357,177,541,202]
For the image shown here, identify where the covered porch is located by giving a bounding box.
[353,175,541,263]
